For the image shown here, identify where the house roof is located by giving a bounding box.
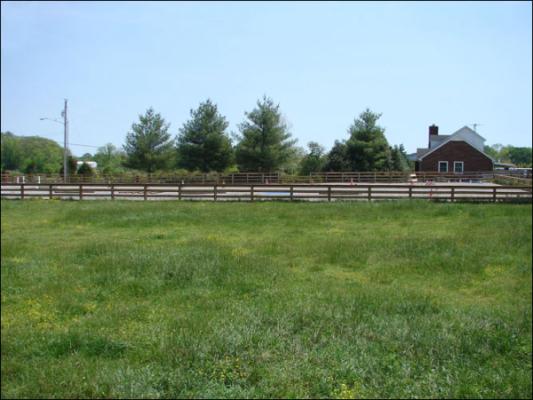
[416,148,430,158]
[412,125,490,161]
[450,125,486,141]
[418,138,495,162]
[494,162,516,168]
[429,135,450,146]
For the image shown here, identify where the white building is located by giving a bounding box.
[76,161,98,169]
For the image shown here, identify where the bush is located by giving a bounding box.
[59,156,78,176]
[77,162,95,177]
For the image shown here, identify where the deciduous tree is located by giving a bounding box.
[1,132,64,173]
[299,142,326,175]
[94,143,126,174]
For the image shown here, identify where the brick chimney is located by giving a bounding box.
[428,124,439,148]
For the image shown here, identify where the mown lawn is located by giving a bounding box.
[1,200,531,399]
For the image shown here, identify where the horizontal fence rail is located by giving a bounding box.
[493,174,533,186]
[2,170,531,185]
[2,183,531,203]
[0,172,282,185]
[310,170,532,183]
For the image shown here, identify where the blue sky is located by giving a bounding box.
[1,1,531,156]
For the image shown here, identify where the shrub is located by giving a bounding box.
[77,162,95,177]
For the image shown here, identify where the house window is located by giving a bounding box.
[438,161,448,173]
[454,161,464,173]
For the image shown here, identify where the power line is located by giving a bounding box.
[46,137,101,149]
[15,132,102,149]
[67,142,100,149]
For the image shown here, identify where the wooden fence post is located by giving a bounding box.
[20,184,24,200]
[214,184,217,201]
[493,187,497,203]
[367,186,372,201]
[79,184,83,200]
[144,184,147,200]
[409,186,412,199]
[49,184,53,200]
[111,184,115,200]
[251,185,254,201]
[290,185,294,201]
[451,187,455,202]
[328,186,331,202]
[178,184,182,200]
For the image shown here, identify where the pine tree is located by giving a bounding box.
[390,146,403,171]
[124,108,174,172]
[176,100,233,172]
[323,140,350,172]
[235,96,297,172]
[346,109,391,171]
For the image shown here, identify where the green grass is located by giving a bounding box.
[1,200,531,399]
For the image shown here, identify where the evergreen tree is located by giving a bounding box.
[390,146,402,171]
[389,145,410,171]
[235,96,297,172]
[176,100,233,172]
[398,144,411,171]
[346,109,391,171]
[323,140,350,172]
[124,108,174,172]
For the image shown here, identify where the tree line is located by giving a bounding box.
[483,144,532,167]
[118,96,412,175]
[1,96,411,175]
[5,95,529,175]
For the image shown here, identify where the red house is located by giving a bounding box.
[410,125,494,173]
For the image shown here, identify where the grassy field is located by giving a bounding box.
[1,200,531,399]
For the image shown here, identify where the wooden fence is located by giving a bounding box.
[2,183,531,202]
[3,170,530,185]
[0,172,281,185]
[310,170,532,183]
[493,174,533,187]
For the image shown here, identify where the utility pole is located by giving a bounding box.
[62,99,68,182]
[40,100,69,182]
